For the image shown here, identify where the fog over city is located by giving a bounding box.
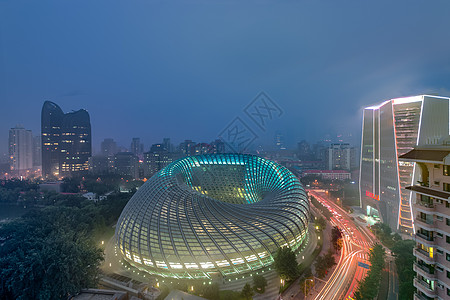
[2,1,450,152]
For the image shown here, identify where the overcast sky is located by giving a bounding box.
[1,0,450,153]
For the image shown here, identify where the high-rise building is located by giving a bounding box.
[399,143,450,299]
[33,135,42,168]
[360,95,450,234]
[130,138,144,158]
[143,144,174,178]
[100,138,117,157]
[162,138,173,152]
[41,101,91,178]
[325,143,356,171]
[8,125,33,176]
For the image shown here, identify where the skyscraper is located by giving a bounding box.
[360,95,450,234]
[41,101,91,178]
[8,125,33,176]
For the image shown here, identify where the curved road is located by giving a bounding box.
[309,190,376,300]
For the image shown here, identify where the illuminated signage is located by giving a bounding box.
[366,191,379,201]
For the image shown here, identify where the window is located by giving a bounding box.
[446,235,450,244]
[447,218,450,226]
[444,182,450,192]
[448,288,450,296]
[444,165,450,176]
[446,253,450,261]
[447,271,450,279]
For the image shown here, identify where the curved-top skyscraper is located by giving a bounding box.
[116,154,309,279]
[41,101,91,178]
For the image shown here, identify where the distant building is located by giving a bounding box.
[41,101,91,178]
[88,155,113,174]
[163,138,173,152]
[33,135,42,169]
[297,140,313,161]
[360,95,450,234]
[130,138,144,158]
[100,138,117,157]
[8,125,33,176]
[210,139,225,154]
[143,144,177,177]
[193,143,211,155]
[179,140,196,156]
[114,152,139,179]
[399,143,450,299]
[302,169,351,180]
[274,132,286,150]
[324,143,356,171]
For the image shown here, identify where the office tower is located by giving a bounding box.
[360,95,450,234]
[400,143,450,299]
[100,138,117,157]
[41,101,91,178]
[33,135,42,168]
[325,143,356,171]
[8,125,33,176]
[114,152,139,179]
[130,138,144,157]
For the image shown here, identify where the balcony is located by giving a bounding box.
[413,262,436,279]
[414,278,435,296]
[415,217,436,228]
[416,232,435,244]
[414,248,434,263]
[414,292,436,300]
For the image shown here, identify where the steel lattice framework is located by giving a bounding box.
[116,154,309,279]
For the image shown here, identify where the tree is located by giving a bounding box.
[314,249,336,278]
[331,226,343,251]
[354,244,385,300]
[252,274,267,293]
[241,283,254,300]
[0,206,104,299]
[392,240,415,300]
[274,247,299,281]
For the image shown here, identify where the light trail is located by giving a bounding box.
[308,190,373,300]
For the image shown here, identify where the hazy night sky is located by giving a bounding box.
[1,1,450,153]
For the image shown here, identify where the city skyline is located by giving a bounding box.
[2,2,450,153]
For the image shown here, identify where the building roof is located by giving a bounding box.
[399,149,450,163]
[406,185,450,200]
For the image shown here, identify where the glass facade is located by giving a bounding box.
[116,154,309,279]
[360,95,449,233]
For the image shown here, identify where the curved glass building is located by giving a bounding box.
[116,154,309,279]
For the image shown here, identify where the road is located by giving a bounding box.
[308,190,376,300]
